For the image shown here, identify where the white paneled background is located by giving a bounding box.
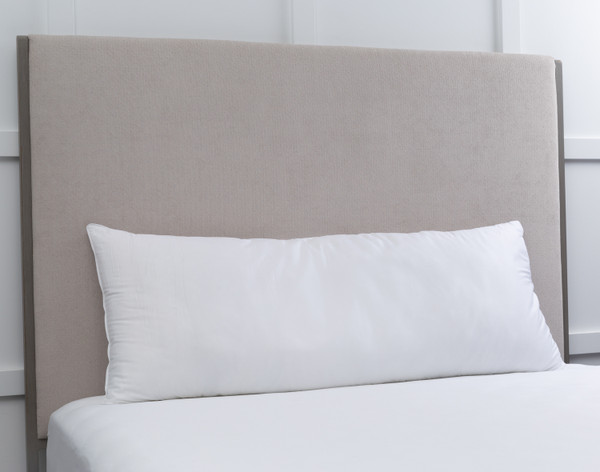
[1,1,600,470]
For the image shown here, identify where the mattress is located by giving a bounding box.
[47,364,600,472]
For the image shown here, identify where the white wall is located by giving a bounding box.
[0,1,47,470]
[315,0,498,51]
[517,0,600,357]
[1,1,600,470]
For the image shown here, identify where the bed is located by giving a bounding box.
[46,366,600,472]
[17,35,593,472]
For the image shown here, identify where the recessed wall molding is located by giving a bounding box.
[5,132,595,161]
[564,138,600,160]
[0,131,18,157]
[570,332,600,356]
[499,0,521,53]
[0,368,24,397]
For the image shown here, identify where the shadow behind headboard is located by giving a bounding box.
[17,35,567,471]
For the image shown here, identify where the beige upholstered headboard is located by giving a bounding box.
[17,35,567,469]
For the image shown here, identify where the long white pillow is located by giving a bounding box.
[87,221,562,403]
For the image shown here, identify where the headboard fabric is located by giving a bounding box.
[18,34,566,457]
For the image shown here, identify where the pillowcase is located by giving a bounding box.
[87,221,562,403]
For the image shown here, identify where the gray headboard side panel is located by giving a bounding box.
[555,60,569,363]
[17,35,46,472]
[26,35,563,439]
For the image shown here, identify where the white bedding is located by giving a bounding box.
[48,364,600,472]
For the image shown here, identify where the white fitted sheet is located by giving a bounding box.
[47,364,600,472]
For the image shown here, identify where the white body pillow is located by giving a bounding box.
[87,221,562,403]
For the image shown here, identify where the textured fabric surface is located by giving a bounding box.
[88,222,561,402]
[47,365,600,472]
[28,35,562,438]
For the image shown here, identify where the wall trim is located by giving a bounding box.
[499,0,520,53]
[291,0,316,44]
[0,131,19,157]
[6,134,594,162]
[564,138,600,160]
[0,368,25,396]
[570,332,600,355]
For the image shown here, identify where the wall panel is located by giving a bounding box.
[315,0,498,51]
[521,0,600,137]
[0,398,26,472]
[0,0,47,132]
[74,0,291,42]
[0,158,23,370]
[565,162,600,351]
